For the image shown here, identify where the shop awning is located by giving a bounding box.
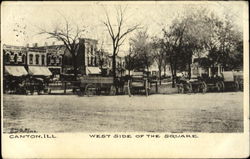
[29,66,52,76]
[87,67,101,74]
[5,66,28,76]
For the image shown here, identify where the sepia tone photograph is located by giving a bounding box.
[1,1,246,134]
[1,2,248,133]
[1,1,249,158]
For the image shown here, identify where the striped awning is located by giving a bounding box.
[5,66,28,76]
[28,66,52,76]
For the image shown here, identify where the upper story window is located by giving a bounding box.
[29,54,33,64]
[91,46,93,55]
[90,56,93,66]
[47,55,51,65]
[58,56,62,65]
[41,55,45,65]
[5,53,10,63]
[14,54,18,63]
[22,54,26,63]
[35,54,40,65]
[88,56,91,66]
[51,56,56,64]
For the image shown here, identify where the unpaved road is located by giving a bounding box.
[3,92,243,133]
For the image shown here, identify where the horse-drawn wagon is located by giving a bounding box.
[221,71,242,91]
[176,77,207,93]
[77,76,116,96]
[127,72,150,96]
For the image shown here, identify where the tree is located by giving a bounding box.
[39,17,85,80]
[124,44,135,76]
[151,37,166,85]
[129,30,154,74]
[162,19,186,87]
[201,12,243,71]
[102,6,140,79]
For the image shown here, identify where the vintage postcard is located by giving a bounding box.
[1,1,249,158]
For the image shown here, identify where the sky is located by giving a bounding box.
[1,1,247,56]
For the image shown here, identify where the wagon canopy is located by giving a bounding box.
[28,66,52,76]
[4,66,28,77]
[87,67,101,74]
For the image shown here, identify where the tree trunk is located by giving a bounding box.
[72,54,78,81]
[163,65,166,77]
[188,52,192,79]
[158,63,162,85]
[112,51,116,78]
[169,55,175,88]
[112,48,118,95]
[146,64,149,78]
[159,67,162,85]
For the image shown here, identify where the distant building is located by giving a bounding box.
[63,38,100,75]
[3,44,28,77]
[27,44,52,77]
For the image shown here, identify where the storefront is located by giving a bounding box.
[28,66,52,76]
[4,66,28,94]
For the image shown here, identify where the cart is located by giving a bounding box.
[78,76,116,96]
[199,75,224,92]
[127,72,150,96]
[25,77,50,95]
[221,71,240,91]
[233,71,243,91]
[176,77,207,93]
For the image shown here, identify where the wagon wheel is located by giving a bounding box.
[109,85,116,95]
[77,87,85,96]
[85,84,96,96]
[200,82,207,93]
[234,81,239,91]
[220,81,225,92]
[178,83,184,94]
[186,83,193,93]
[215,81,223,92]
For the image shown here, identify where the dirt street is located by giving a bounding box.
[3,92,243,133]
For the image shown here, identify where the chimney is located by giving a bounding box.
[44,42,48,46]
[33,43,38,47]
[26,43,29,47]
[52,41,55,45]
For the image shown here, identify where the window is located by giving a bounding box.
[14,54,18,63]
[22,54,26,63]
[5,53,10,63]
[90,56,93,66]
[47,55,51,65]
[94,56,97,66]
[35,54,40,65]
[41,55,45,65]
[29,54,33,64]
[88,56,91,66]
[91,46,93,55]
[58,56,62,65]
[50,56,55,64]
